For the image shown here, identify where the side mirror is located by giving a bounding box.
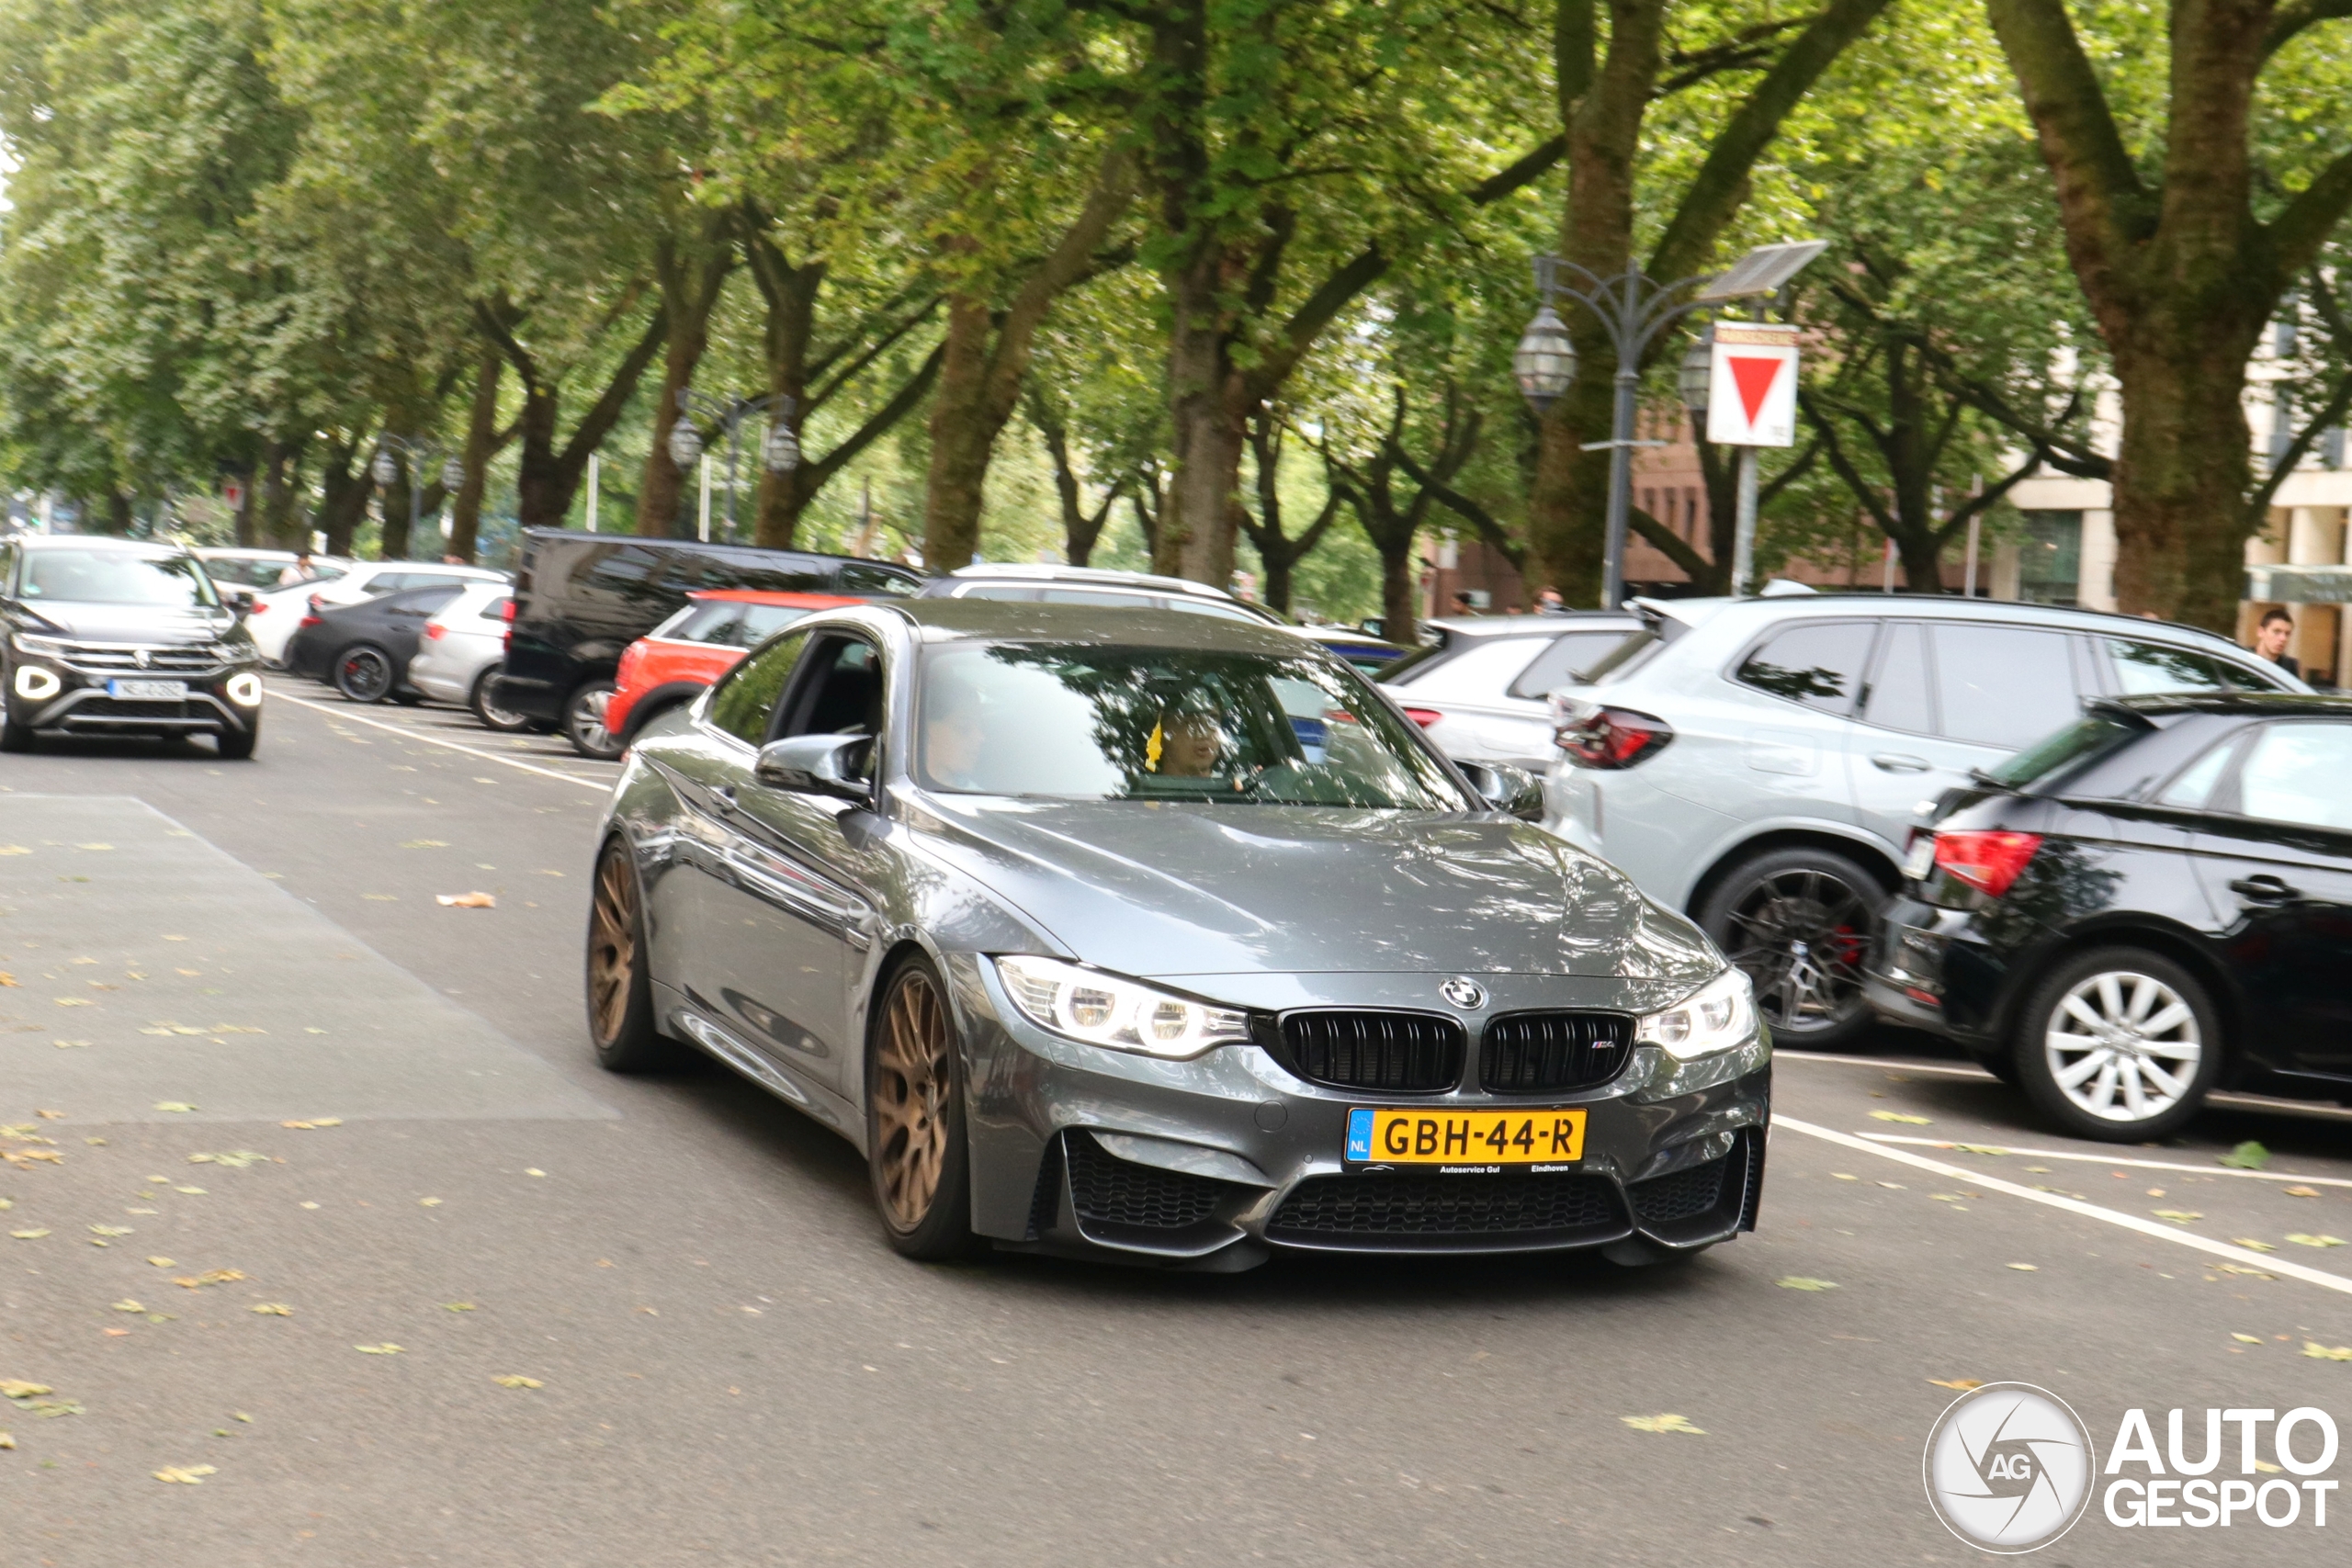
[1459,761,1545,822]
[753,732,874,804]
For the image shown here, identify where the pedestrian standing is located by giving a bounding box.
[2251,607,2301,681]
[1536,587,1566,615]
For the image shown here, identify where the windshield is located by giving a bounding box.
[660,600,820,648]
[918,643,1470,808]
[1982,711,2144,789]
[22,548,220,608]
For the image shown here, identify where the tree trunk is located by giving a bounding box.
[743,229,822,551]
[447,348,502,564]
[231,468,258,547]
[379,464,413,560]
[479,296,668,532]
[2108,330,2264,626]
[318,434,368,557]
[259,439,305,550]
[636,224,735,539]
[922,294,994,570]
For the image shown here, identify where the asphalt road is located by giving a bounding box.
[3,680,2349,1566]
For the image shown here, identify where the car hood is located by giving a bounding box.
[905,796,1719,984]
[17,603,240,646]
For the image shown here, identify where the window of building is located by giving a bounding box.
[2017,510,2083,606]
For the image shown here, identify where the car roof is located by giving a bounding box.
[1427,612,1638,637]
[2105,691,2352,720]
[193,547,297,558]
[685,588,860,607]
[874,596,1317,655]
[942,561,1239,601]
[1639,591,2240,649]
[19,535,190,553]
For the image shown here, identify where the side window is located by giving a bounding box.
[1928,624,2084,749]
[2108,638,2243,695]
[836,561,920,596]
[1506,631,1635,699]
[777,637,886,743]
[2156,738,2237,810]
[1734,621,1875,716]
[1861,621,1934,733]
[363,573,410,595]
[707,631,810,747]
[2233,722,2352,831]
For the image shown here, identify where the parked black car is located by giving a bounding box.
[1,535,266,757]
[1865,692,2352,1140]
[285,583,464,704]
[492,531,924,759]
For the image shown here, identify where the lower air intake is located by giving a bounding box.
[1267,1173,1624,1249]
[1064,1132,1231,1231]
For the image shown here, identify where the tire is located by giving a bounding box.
[215,723,259,761]
[2011,947,2221,1142]
[469,666,534,733]
[584,837,678,1072]
[334,644,396,704]
[389,688,424,706]
[564,679,624,761]
[866,956,979,1261]
[1697,845,1886,1049]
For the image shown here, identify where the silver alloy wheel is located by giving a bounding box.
[2042,968,2202,1123]
[567,682,619,759]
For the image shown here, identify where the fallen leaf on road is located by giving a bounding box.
[399,840,449,850]
[2219,1141,2270,1170]
[435,892,496,908]
[2153,1210,2203,1223]
[34,1110,62,1121]
[2285,1234,2346,1248]
[153,1465,216,1484]
[88,1225,130,1237]
[2304,1343,2352,1361]
[1622,1414,1705,1435]
[0,1382,51,1399]
[2146,1188,2166,1197]
[442,1302,476,1312]
[1777,1277,1838,1292]
[0,844,29,854]
[153,1102,197,1113]
[147,1257,175,1268]
[525,1168,545,1178]
[250,1303,292,1315]
[2284,1186,2322,1198]
[353,1344,402,1355]
[492,1375,542,1389]
[174,1186,205,1195]
[1868,1111,1930,1124]
[187,1151,268,1168]
[9,1230,50,1240]
[2007,1263,2039,1271]
[2217,1264,2276,1280]
[1928,1379,1983,1391]
[361,894,398,901]
[112,1300,143,1313]
[1830,1172,1856,1181]
[418,1197,442,1207]
[25,1399,82,1417]
[2232,1238,2278,1252]
[1877,1181,1905,1190]
[2232,1333,2263,1344]
[53,998,93,1007]
[75,843,112,852]
[0,973,15,986]
[0,1432,13,1449]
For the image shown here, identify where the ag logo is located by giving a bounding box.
[1440,976,1487,1010]
[1923,1382,2096,1553]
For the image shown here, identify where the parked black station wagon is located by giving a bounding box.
[1866,693,2352,1139]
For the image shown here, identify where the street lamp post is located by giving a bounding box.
[669,388,800,542]
[371,434,442,559]
[1514,242,1826,608]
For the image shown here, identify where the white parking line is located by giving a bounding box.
[266,688,614,793]
[1858,1133,2352,1190]
[1773,1114,2352,1297]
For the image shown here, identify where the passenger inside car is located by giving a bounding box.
[1153,710,1227,778]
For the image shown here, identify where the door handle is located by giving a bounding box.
[1871,753,1931,773]
[2229,874,2301,902]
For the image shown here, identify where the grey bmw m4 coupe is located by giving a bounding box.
[586,600,1770,1270]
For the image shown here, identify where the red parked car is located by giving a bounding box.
[605,589,857,745]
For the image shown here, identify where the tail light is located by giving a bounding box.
[424,623,446,640]
[1400,706,1443,729]
[298,615,322,628]
[1556,706,1673,768]
[502,596,516,650]
[245,601,268,615]
[308,592,326,612]
[1933,830,2042,897]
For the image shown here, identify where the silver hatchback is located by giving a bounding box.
[1543,592,2301,1046]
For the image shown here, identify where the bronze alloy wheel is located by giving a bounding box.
[867,962,977,1258]
[584,839,672,1071]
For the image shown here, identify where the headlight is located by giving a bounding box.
[1636,967,1757,1059]
[10,632,67,658]
[992,955,1251,1059]
[14,663,63,701]
[225,671,264,706]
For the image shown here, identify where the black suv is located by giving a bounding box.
[1866,693,2352,1140]
[492,531,923,757]
[0,535,267,758]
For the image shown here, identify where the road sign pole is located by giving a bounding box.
[1733,446,1759,598]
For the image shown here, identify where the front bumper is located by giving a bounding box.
[945,956,1771,1270]
[9,649,263,739]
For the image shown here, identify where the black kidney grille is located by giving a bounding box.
[1278,1011,1464,1092]
[1064,1133,1231,1231]
[1268,1174,1623,1243]
[1479,1010,1634,1093]
[1628,1154,1730,1225]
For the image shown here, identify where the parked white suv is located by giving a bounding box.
[1374,613,1640,772]
[1543,593,2302,1045]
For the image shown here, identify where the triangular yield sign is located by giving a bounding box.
[1727,355,1784,426]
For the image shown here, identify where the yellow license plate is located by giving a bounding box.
[1345,1107,1587,1168]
